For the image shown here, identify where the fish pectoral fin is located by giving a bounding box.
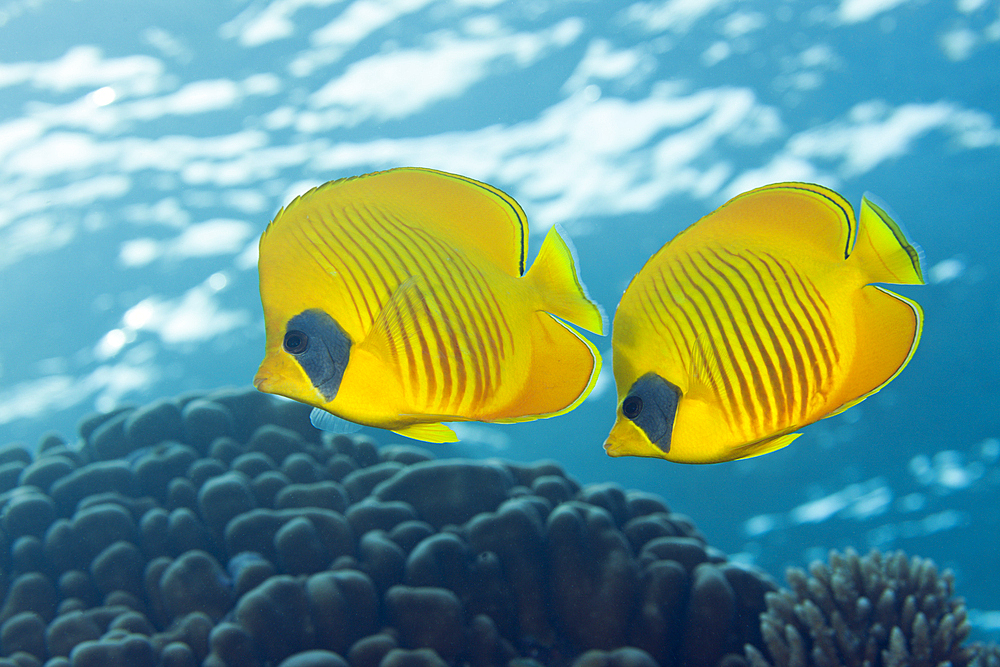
[390,421,459,443]
[367,276,434,358]
[733,432,801,461]
[689,334,733,401]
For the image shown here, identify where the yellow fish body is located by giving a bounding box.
[255,167,604,443]
[605,182,923,464]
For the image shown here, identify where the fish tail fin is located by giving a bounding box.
[851,194,924,285]
[525,224,606,335]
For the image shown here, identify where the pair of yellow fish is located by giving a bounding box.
[254,168,923,464]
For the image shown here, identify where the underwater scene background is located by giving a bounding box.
[0,0,998,646]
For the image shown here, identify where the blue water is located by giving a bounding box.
[1,0,998,639]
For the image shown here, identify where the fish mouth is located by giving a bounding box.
[603,438,623,457]
[252,371,272,392]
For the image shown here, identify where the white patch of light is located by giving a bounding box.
[122,280,249,345]
[719,10,766,38]
[788,100,955,177]
[142,27,193,63]
[171,219,255,258]
[840,483,892,519]
[744,513,781,537]
[290,0,436,77]
[450,423,510,451]
[837,0,912,24]
[980,438,999,465]
[119,238,161,267]
[929,257,965,284]
[0,45,165,95]
[623,0,734,34]
[701,41,731,67]
[939,27,979,61]
[235,239,260,271]
[563,39,650,93]
[0,360,157,425]
[956,0,987,13]
[910,450,985,491]
[118,219,254,267]
[790,478,891,524]
[220,0,346,47]
[89,86,117,106]
[305,19,584,128]
[588,355,613,401]
[968,609,1000,631]
[207,272,229,291]
[311,83,777,231]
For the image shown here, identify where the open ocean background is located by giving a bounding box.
[1,0,997,641]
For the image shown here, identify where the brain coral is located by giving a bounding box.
[0,387,994,667]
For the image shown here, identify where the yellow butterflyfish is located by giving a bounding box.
[255,167,604,443]
[605,182,923,464]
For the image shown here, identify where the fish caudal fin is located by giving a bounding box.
[495,315,602,422]
[851,195,924,285]
[831,284,922,416]
[524,225,606,335]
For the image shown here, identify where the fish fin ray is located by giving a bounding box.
[525,225,606,335]
[390,422,459,443]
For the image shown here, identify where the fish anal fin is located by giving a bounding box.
[390,422,458,443]
[495,313,600,422]
[830,284,922,414]
[733,432,801,461]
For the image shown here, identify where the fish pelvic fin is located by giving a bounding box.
[732,432,801,461]
[524,224,606,335]
[852,194,924,285]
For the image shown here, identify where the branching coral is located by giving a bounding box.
[745,548,975,667]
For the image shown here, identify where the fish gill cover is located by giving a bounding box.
[0,0,998,650]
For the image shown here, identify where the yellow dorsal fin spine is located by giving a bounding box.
[524,225,606,335]
[851,195,924,285]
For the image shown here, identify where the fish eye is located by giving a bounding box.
[283,330,309,354]
[622,396,643,419]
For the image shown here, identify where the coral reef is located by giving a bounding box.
[0,386,993,667]
[744,548,991,667]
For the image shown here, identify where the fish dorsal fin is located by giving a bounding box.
[304,168,529,277]
[678,182,857,262]
[391,421,459,443]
